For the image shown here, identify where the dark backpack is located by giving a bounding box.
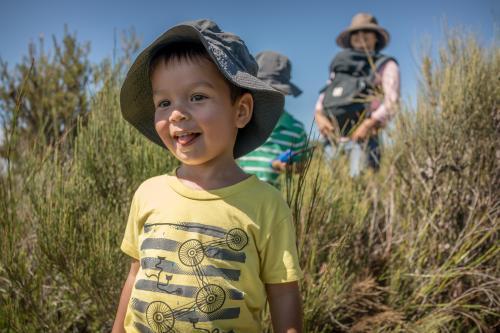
[321,49,395,135]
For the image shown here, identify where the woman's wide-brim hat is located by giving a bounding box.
[120,19,284,158]
[336,13,390,51]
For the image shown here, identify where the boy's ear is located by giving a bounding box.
[235,92,253,128]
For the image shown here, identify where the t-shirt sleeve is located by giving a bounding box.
[120,190,142,259]
[260,214,303,284]
[293,127,308,154]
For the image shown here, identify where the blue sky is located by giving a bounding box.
[0,0,498,131]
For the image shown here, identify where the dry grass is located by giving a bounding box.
[1,30,498,332]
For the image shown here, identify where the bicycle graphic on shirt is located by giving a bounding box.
[143,223,248,333]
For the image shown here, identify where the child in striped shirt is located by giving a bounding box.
[238,51,308,187]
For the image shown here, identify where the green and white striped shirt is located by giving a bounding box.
[238,111,308,186]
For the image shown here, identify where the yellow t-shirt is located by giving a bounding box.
[121,174,302,333]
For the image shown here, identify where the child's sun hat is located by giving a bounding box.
[255,51,302,97]
[120,19,284,158]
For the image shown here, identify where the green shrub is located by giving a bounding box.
[1,80,176,331]
[284,32,499,332]
[0,30,498,332]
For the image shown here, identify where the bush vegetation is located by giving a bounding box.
[0,29,498,332]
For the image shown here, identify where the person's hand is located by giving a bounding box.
[272,149,293,172]
[351,118,379,142]
[315,112,335,137]
[271,159,288,172]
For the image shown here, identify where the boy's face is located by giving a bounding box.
[151,56,252,168]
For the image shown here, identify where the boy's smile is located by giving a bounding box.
[151,56,252,171]
[173,131,200,149]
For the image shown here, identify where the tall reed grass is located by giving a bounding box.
[1,31,498,332]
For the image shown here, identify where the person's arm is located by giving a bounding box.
[266,281,302,333]
[352,60,400,141]
[370,60,400,126]
[112,259,140,333]
[314,93,335,137]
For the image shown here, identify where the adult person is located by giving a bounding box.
[314,13,400,176]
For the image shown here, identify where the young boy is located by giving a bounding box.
[112,19,302,333]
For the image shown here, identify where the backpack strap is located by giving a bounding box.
[369,55,397,81]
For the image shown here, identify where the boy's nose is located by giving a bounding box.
[169,106,189,122]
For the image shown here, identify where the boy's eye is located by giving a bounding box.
[157,100,170,108]
[191,94,207,102]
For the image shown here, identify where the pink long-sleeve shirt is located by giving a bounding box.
[315,59,400,126]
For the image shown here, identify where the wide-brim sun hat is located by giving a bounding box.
[255,51,302,97]
[336,13,390,51]
[120,19,284,158]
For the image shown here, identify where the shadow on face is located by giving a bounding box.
[350,30,377,52]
